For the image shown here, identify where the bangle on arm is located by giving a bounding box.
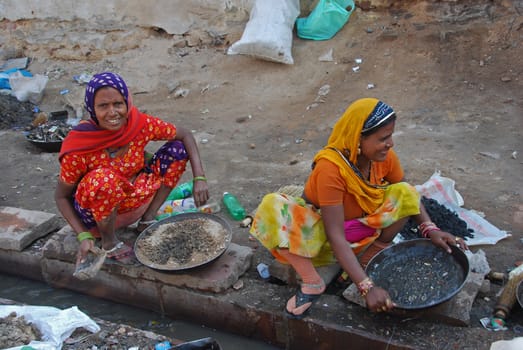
[77,231,94,242]
[418,221,441,238]
[357,277,375,297]
[193,176,207,182]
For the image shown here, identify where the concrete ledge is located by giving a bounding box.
[43,225,253,293]
[0,249,44,281]
[0,206,62,251]
[0,239,488,350]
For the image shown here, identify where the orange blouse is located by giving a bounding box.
[304,149,404,220]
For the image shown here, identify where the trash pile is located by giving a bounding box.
[1,57,74,152]
[0,312,42,349]
[24,111,72,152]
[25,118,71,143]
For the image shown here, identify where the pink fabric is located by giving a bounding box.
[344,219,376,243]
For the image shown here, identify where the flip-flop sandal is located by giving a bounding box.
[284,288,323,320]
[73,246,107,280]
[105,241,136,265]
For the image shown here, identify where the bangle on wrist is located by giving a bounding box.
[418,221,441,238]
[357,277,375,297]
[193,176,207,182]
[77,231,94,242]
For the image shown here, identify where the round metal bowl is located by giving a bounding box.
[26,136,62,152]
[134,212,232,271]
[365,238,469,309]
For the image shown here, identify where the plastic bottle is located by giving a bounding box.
[167,181,193,200]
[166,198,197,214]
[156,197,198,219]
[198,197,221,214]
[157,200,174,216]
[222,192,245,220]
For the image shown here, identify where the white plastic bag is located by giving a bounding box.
[227,0,300,64]
[9,70,49,104]
[0,305,100,350]
[490,337,523,350]
[416,171,509,246]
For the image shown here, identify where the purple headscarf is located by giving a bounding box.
[84,72,129,124]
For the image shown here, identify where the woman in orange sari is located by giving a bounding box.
[56,72,209,270]
[250,98,467,318]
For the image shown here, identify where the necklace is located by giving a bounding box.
[358,160,372,180]
[328,147,388,189]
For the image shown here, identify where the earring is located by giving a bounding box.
[357,146,361,155]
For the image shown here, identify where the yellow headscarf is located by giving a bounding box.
[313,98,391,214]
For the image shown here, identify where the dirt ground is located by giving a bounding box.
[1,0,522,348]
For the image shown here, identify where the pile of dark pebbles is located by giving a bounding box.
[0,94,35,130]
[400,196,474,241]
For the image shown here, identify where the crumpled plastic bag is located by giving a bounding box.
[9,70,49,104]
[0,68,32,90]
[490,337,523,350]
[0,305,100,350]
[415,171,509,246]
[296,0,355,40]
[227,0,300,64]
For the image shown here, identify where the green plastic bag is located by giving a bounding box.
[296,0,355,40]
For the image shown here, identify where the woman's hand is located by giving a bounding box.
[76,239,95,265]
[192,179,209,207]
[429,230,468,253]
[174,126,208,207]
[365,286,395,313]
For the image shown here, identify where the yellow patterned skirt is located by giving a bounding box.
[249,182,420,266]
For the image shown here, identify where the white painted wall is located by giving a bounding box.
[0,0,255,34]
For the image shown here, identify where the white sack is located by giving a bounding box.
[227,0,300,64]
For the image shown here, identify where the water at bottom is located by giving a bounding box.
[0,273,280,350]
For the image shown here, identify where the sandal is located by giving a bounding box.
[285,282,325,320]
[73,246,107,280]
[104,241,136,265]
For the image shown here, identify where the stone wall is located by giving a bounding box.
[0,0,254,35]
[1,0,465,34]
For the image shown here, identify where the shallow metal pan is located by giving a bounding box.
[134,212,232,271]
[365,238,469,309]
[26,136,62,152]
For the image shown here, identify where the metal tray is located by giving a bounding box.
[365,238,469,309]
[134,212,232,271]
[26,137,62,152]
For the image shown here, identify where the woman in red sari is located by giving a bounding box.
[55,72,209,268]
